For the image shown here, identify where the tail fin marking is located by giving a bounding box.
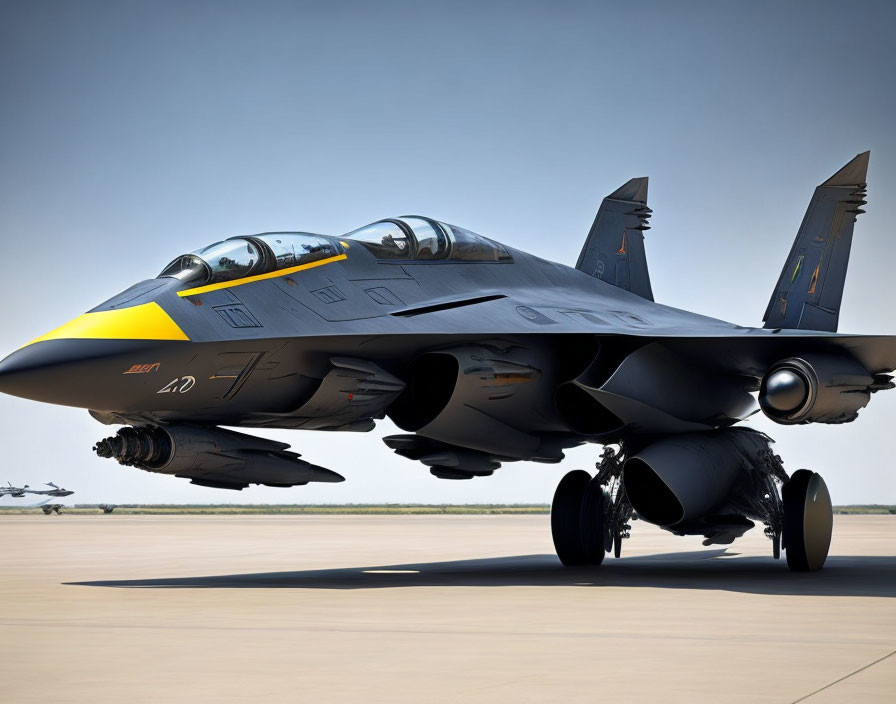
[576,177,654,301]
[762,151,870,332]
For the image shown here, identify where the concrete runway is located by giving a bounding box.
[0,514,893,703]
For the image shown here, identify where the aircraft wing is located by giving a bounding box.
[636,332,896,378]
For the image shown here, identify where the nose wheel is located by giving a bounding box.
[782,469,833,571]
[551,470,609,566]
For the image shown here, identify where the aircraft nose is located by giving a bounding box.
[0,344,44,395]
[0,339,136,407]
[0,302,189,408]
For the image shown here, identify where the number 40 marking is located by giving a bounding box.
[157,376,196,394]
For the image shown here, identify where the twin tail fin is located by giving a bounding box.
[763,151,870,332]
[576,177,654,301]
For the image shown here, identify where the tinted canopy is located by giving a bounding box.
[344,217,512,262]
[159,233,341,286]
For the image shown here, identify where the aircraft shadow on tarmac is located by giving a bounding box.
[68,551,896,598]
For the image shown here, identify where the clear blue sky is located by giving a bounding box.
[1,0,895,504]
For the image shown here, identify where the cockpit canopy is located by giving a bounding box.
[344,217,512,262]
[157,218,511,287]
[158,233,341,285]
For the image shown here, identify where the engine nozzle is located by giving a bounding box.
[758,354,875,425]
[760,368,810,413]
[93,426,172,469]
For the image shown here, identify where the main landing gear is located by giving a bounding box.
[550,447,631,566]
[782,469,833,571]
[550,470,607,566]
[757,452,834,572]
[550,446,833,572]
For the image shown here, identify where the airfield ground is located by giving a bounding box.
[0,514,893,703]
[1,503,893,514]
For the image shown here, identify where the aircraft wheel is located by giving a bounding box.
[580,476,608,567]
[551,470,591,566]
[782,469,833,572]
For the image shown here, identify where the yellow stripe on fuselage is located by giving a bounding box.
[177,253,347,297]
[24,302,190,347]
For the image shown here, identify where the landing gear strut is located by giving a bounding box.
[594,446,633,559]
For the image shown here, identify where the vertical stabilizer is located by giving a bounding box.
[576,177,654,301]
[763,152,869,331]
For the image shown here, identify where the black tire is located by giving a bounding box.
[782,469,833,572]
[551,470,591,566]
[580,476,608,566]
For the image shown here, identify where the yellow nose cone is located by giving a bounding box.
[25,302,189,348]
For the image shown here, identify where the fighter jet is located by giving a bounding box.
[25,482,74,498]
[0,482,30,498]
[0,151,890,572]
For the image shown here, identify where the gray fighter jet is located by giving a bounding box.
[25,482,74,498]
[0,482,30,498]
[0,151,890,572]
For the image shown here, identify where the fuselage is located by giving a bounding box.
[0,157,881,570]
[0,223,739,430]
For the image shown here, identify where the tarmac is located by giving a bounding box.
[0,513,893,703]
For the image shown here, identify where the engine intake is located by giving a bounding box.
[759,353,878,424]
[387,343,565,460]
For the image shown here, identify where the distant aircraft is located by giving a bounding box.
[10,498,58,513]
[98,504,115,514]
[0,482,30,498]
[0,151,890,572]
[25,482,74,498]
